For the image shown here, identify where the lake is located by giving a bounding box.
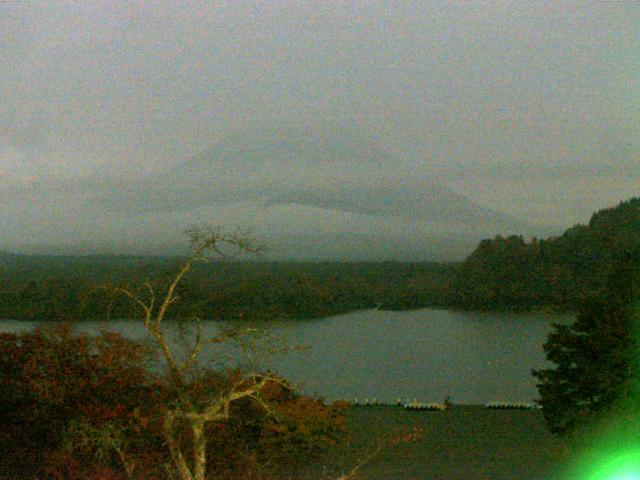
[0,308,572,405]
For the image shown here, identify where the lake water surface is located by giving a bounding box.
[0,308,572,405]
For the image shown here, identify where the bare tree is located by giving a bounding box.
[112,226,287,480]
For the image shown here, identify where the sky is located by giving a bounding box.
[1,1,639,257]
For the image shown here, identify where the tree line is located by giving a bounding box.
[2,197,639,319]
[446,197,640,311]
[0,258,452,322]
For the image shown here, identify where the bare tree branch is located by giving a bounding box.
[335,441,384,480]
[102,225,280,480]
[156,258,195,326]
[178,320,203,374]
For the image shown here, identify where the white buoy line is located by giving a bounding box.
[348,398,540,410]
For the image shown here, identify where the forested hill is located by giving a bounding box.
[446,197,640,311]
[2,198,639,320]
[0,257,453,321]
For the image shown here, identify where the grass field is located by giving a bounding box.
[303,405,568,480]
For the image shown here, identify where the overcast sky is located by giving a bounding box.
[1,1,639,254]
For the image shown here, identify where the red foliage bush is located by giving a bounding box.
[0,325,347,479]
[203,374,349,478]
[0,324,161,479]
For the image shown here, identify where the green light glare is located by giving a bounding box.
[589,298,640,480]
[562,294,640,480]
[581,449,640,480]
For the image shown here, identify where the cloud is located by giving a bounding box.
[1,1,638,255]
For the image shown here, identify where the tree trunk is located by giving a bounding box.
[164,411,194,480]
[192,419,207,480]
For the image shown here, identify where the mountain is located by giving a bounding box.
[1,128,552,260]
[168,128,541,233]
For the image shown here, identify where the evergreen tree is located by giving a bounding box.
[533,249,640,435]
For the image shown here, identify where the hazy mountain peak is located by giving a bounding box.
[2,128,550,260]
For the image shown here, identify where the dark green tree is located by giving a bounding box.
[533,249,640,435]
[447,197,640,311]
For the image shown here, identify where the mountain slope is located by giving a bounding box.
[160,128,544,235]
[1,128,551,260]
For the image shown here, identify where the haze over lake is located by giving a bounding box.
[0,308,572,404]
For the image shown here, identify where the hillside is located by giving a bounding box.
[443,197,640,311]
[0,256,453,321]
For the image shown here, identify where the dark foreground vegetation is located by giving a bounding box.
[1,198,639,321]
[0,323,350,480]
[0,324,568,480]
[534,245,640,436]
